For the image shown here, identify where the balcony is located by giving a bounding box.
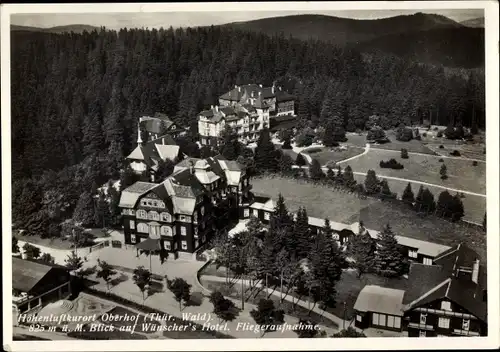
[452,329,479,336]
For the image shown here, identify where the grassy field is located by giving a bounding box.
[342,149,486,194]
[13,232,78,250]
[343,201,486,263]
[302,146,365,167]
[251,175,486,262]
[345,132,437,154]
[351,174,485,223]
[426,142,486,161]
[251,175,375,222]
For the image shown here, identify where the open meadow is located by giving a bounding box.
[251,175,486,262]
[302,146,365,167]
[341,149,486,194]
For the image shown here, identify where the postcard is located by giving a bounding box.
[1,1,498,351]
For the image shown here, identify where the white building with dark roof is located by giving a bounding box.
[198,102,270,146]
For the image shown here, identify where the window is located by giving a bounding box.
[264,212,270,221]
[387,315,395,328]
[137,210,147,219]
[137,223,149,233]
[420,313,427,325]
[356,315,362,322]
[148,211,159,221]
[438,317,450,329]
[129,220,135,230]
[419,330,426,337]
[163,241,171,250]
[181,241,187,250]
[252,209,258,217]
[161,226,172,237]
[201,206,205,215]
[441,301,451,311]
[379,314,386,326]
[244,209,249,217]
[409,249,418,258]
[195,240,199,248]
[332,233,340,240]
[181,226,186,236]
[174,242,178,250]
[160,212,171,222]
[179,215,187,222]
[372,313,379,325]
[194,213,198,222]
[462,319,470,331]
[423,257,433,265]
[394,317,401,329]
[130,234,136,243]
[157,201,165,208]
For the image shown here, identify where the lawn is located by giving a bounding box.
[302,146,365,167]
[328,270,409,321]
[351,174,485,224]
[251,175,486,262]
[343,201,487,263]
[345,132,437,154]
[251,175,376,222]
[13,231,77,250]
[426,142,486,161]
[342,149,486,194]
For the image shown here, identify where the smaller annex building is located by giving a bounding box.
[12,257,71,323]
[354,285,406,332]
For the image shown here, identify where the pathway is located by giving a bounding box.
[200,274,356,333]
[334,143,370,165]
[87,270,338,339]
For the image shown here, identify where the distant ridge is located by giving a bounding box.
[220,12,463,45]
[460,17,484,28]
[11,24,99,34]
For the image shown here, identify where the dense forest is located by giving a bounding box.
[10,25,485,235]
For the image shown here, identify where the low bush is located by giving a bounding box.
[450,150,461,157]
[437,131,443,138]
[439,158,444,162]
[439,145,444,149]
[472,161,478,166]
[434,127,439,131]
[422,132,427,137]
[401,148,409,159]
[379,159,404,170]
[306,147,322,154]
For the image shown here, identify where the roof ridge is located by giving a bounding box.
[405,278,451,310]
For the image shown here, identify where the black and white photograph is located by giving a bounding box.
[2,2,499,351]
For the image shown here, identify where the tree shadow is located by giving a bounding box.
[146,281,164,297]
[185,291,204,307]
[110,273,129,286]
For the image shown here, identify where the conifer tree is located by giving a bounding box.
[293,207,311,260]
[308,159,324,181]
[440,164,448,180]
[347,230,376,278]
[73,191,96,227]
[254,129,278,172]
[402,182,415,206]
[343,165,356,188]
[296,153,307,167]
[373,224,407,277]
[364,170,380,195]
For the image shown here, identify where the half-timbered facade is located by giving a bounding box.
[119,156,251,255]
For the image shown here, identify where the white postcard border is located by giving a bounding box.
[2,2,499,351]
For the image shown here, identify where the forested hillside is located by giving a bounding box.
[10,26,485,235]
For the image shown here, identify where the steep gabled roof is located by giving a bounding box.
[119,181,157,208]
[404,244,487,322]
[12,258,68,293]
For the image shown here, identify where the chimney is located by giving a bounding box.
[215,105,219,112]
[259,84,263,88]
[472,259,480,284]
[162,137,165,145]
[259,91,262,97]
[189,160,195,174]
[272,86,275,94]
[251,91,254,98]
[279,86,282,91]
[238,86,241,92]
[235,85,238,89]
[211,105,214,110]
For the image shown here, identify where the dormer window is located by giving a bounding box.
[441,301,451,311]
